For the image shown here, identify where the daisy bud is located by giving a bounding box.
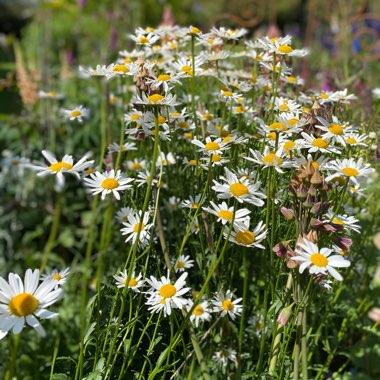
[273,242,287,258]
[368,307,380,324]
[296,184,307,199]
[310,169,322,186]
[308,184,317,197]
[305,161,315,176]
[277,304,293,326]
[332,236,352,251]
[302,193,314,208]
[310,218,337,232]
[280,207,294,220]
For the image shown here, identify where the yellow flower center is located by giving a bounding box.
[203,113,213,120]
[269,122,287,131]
[328,124,343,135]
[212,154,221,162]
[139,36,150,44]
[191,26,200,34]
[311,161,319,169]
[205,141,220,151]
[235,106,246,113]
[235,230,255,245]
[157,74,171,81]
[222,299,234,311]
[159,284,176,298]
[222,135,231,143]
[9,293,39,317]
[278,45,293,54]
[230,182,249,197]
[342,167,359,177]
[310,253,328,267]
[222,91,233,97]
[191,203,198,209]
[218,210,233,220]
[148,94,164,104]
[181,65,192,72]
[267,132,276,140]
[189,159,198,166]
[184,133,193,139]
[101,178,119,190]
[123,57,132,63]
[113,64,129,73]
[53,273,61,281]
[284,141,296,151]
[178,121,189,129]
[47,91,56,97]
[288,118,299,126]
[346,137,357,145]
[312,138,328,149]
[177,261,185,268]
[70,110,81,117]
[49,162,73,172]
[287,76,297,83]
[130,114,140,121]
[279,104,290,111]
[262,152,283,166]
[125,278,138,287]
[332,218,345,225]
[133,223,145,233]
[319,93,329,99]
[193,305,204,315]
[157,115,166,124]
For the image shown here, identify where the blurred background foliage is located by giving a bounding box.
[0,0,379,115]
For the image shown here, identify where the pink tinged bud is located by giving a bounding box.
[311,169,322,186]
[277,304,293,326]
[273,243,287,258]
[303,193,314,208]
[368,307,380,324]
[333,236,353,251]
[280,207,294,220]
[296,184,307,199]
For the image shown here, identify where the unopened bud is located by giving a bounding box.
[308,184,317,196]
[332,236,352,251]
[273,242,287,258]
[311,169,322,186]
[368,307,380,324]
[277,304,294,326]
[296,184,307,199]
[303,193,314,208]
[280,207,294,220]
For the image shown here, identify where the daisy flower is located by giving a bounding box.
[61,105,89,123]
[173,255,194,272]
[180,194,203,209]
[130,32,160,46]
[41,268,70,289]
[191,137,228,156]
[220,89,243,102]
[127,158,146,171]
[203,201,250,225]
[213,348,238,368]
[120,211,153,248]
[186,301,212,327]
[156,152,176,167]
[344,133,368,147]
[226,219,267,249]
[38,90,64,100]
[113,270,144,292]
[325,158,375,186]
[212,168,266,206]
[211,290,242,320]
[293,239,351,281]
[136,170,158,187]
[299,132,341,154]
[108,142,137,154]
[0,269,63,339]
[145,271,191,316]
[315,116,353,146]
[115,206,135,223]
[324,210,361,233]
[146,73,182,92]
[172,56,205,77]
[210,26,247,40]
[125,110,144,125]
[245,146,293,173]
[83,169,134,200]
[135,93,179,107]
[30,150,94,189]
[273,97,302,113]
